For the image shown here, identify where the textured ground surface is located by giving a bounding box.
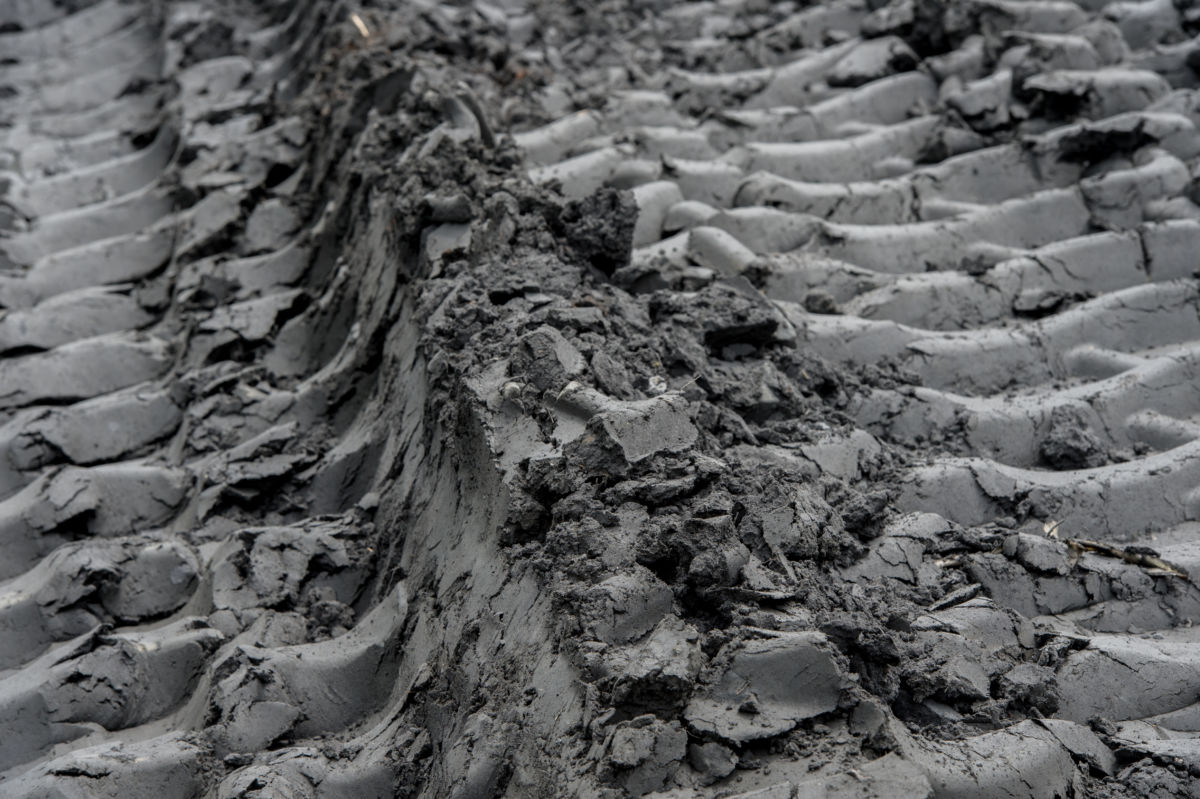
[5,0,1200,796]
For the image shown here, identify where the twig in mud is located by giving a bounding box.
[929,583,983,611]
[452,82,496,148]
[350,12,371,39]
[1066,538,1191,581]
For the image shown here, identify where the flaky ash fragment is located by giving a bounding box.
[585,394,700,465]
[684,632,845,744]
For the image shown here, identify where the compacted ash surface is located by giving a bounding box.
[6,0,1200,796]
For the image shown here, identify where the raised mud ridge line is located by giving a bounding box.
[4,0,1200,797]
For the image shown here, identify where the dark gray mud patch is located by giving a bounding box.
[11,0,1194,796]
[1040,408,1110,470]
[547,187,637,275]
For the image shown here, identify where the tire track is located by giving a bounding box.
[6,0,1200,796]
[515,0,1200,794]
[0,0,396,793]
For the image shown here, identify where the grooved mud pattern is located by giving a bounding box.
[5,0,1200,797]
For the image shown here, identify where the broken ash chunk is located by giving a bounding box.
[687,542,749,588]
[758,485,845,562]
[197,290,308,343]
[688,741,738,786]
[841,512,952,586]
[604,716,687,795]
[1035,718,1116,777]
[590,350,635,399]
[998,663,1060,715]
[1039,407,1108,469]
[209,518,369,627]
[510,325,586,392]
[552,187,637,275]
[607,617,704,712]
[421,223,471,270]
[902,631,992,704]
[605,474,699,507]
[580,569,675,645]
[839,488,892,541]
[650,281,783,353]
[567,394,698,476]
[684,632,844,744]
[1002,532,1072,575]
[595,396,699,462]
[199,421,314,513]
[100,542,197,622]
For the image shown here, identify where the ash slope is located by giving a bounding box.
[3,0,1200,797]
